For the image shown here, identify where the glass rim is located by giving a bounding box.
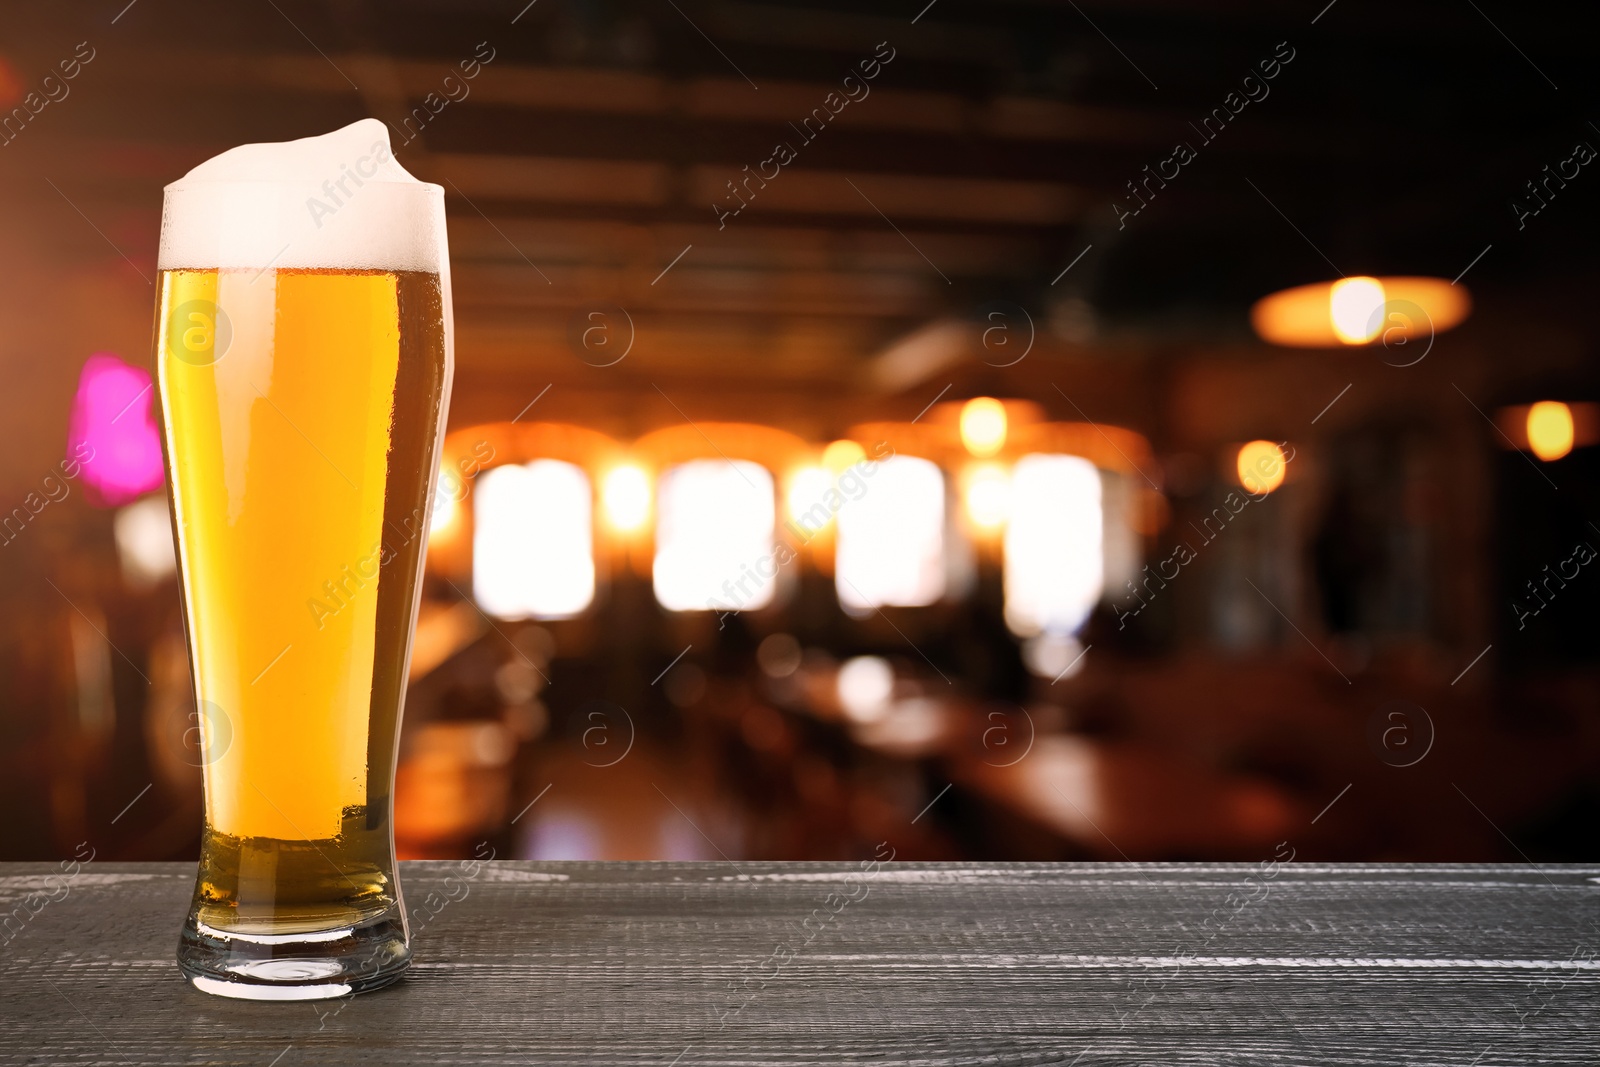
[163,178,445,195]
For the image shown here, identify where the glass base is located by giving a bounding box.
[178,911,410,1000]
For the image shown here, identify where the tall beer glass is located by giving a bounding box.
[155,120,452,999]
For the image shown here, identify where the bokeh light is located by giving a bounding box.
[653,460,776,612]
[601,464,651,531]
[67,353,165,506]
[1004,455,1102,637]
[822,439,866,472]
[836,455,945,610]
[1527,401,1574,462]
[837,655,894,723]
[1329,276,1386,344]
[1237,440,1287,495]
[430,466,460,535]
[474,461,595,619]
[960,397,1007,457]
[786,466,833,524]
[963,463,1010,529]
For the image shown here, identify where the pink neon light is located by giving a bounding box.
[67,353,164,507]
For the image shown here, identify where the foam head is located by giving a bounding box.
[158,119,446,273]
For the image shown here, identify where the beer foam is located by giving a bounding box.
[158,119,446,272]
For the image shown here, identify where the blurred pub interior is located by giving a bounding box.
[2,0,1597,866]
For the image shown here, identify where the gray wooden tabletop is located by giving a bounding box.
[1,861,1596,1065]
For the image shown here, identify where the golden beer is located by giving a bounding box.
[157,121,452,999]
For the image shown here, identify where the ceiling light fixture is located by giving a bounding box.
[1252,276,1470,348]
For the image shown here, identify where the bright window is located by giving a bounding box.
[1004,454,1103,636]
[836,455,945,610]
[473,460,595,620]
[653,460,776,612]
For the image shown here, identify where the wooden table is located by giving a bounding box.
[2,862,1596,1064]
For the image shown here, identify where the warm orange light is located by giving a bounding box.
[429,463,461,536]
[822,439,866,472]
[1329,276,1386,344]
[1527,401,1575,462]
[960,397,1007,457]
[601,464,651,530]
[963,463,1010,529]
[786,465,834,523]
[1237,440,1287,495]
[1252,276,1470,348]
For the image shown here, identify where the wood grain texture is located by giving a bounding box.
[1,862,1597,1066]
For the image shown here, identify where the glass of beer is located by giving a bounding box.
[155,120,452,999]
